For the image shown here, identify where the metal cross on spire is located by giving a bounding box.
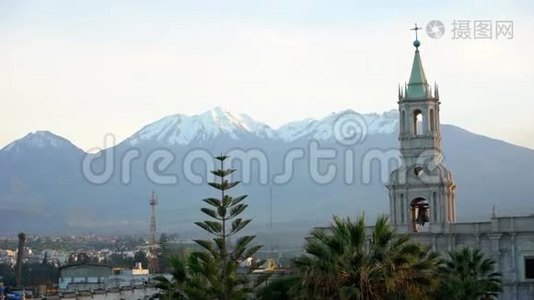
[410,23,422,49]
[411,23,422,40]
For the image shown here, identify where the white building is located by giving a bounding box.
[58,262,152,292]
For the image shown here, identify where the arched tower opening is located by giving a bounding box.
[413,109,423,136]
[410,197,430,232]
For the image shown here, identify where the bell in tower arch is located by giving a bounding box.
[411,199,430,229]
[416,205,430,226]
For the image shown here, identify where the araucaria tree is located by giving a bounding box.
[188,154,266,300]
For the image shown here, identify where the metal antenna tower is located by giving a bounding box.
[148,190,159,274]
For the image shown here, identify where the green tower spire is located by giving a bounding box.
[406,23,429,99]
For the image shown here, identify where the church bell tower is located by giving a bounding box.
[388,25,456,233]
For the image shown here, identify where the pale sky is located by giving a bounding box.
[1,0,533,150]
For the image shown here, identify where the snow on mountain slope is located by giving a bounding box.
[366,110,399,134]
[276,118,316,141]
[1,131,79,153]
[276,109,399,142]
[0,109,401,152]
[238,113,276,139]
[128,107,276,146]
[126,107,400,146]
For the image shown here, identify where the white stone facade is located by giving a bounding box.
[404,216,534,299]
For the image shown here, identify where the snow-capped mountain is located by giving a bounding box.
[1,108,534,235]
[237,113,277,139]
[127,107,277,146]
[277,109,399,142]
[126,107,399,146]
[0,107,401,155]
[1,131,80,153]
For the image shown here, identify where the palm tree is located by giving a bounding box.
[294,215,439,300]
[435,247,502,299]
[152,256,189,300]
[256,276,301,300]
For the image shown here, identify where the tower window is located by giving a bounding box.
[526,257,534,279]
[413,110,423,136]
[430,109,435,131]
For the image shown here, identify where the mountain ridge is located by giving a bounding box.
[1,108,533,236]
[0,108,441,151]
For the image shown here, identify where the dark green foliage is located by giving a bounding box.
[259,215,502,300]
[152,256,189,300]
[0,262,59,287]
[106,251,146,268]
[15,232,26,286]
[188,154,266,299]
[256,276,300,300]
[151,155,503,300]
[134,250,149,268]
[293,214,440,300]
[434,247,502,299]
[156,154,267,300]
[158,233,170,272]
[41,252,48,265]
